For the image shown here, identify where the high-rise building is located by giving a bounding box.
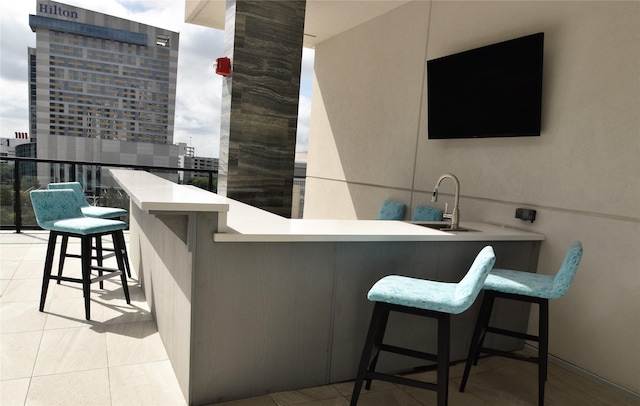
[176,142,218,183]
[0,134,37,178]
[184,156,218,179]
[28,48,37,139]
[0,134,34,158]
[28,0,180,190]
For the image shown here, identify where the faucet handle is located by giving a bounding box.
[443,202,452,219]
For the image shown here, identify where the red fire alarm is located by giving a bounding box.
[215,57,231,77]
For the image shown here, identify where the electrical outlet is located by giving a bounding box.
[515,208,536,223]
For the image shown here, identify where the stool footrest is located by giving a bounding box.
[64,252,117,261]
[50,275,83,284]
[91,271,123,284]
[91,265,122,273]
[379,343,438,363]
[365,371,437,391]
[486,326,539,342]
[63,252,107,262]
[99,252,116,260]
[479,347,539,364]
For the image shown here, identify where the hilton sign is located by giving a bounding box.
[40,3,78,19]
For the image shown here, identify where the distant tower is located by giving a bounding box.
[29,0,180,190]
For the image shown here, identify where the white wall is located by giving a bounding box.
[306,0,639,395]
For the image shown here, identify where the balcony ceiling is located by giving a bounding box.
[185,0,411,48]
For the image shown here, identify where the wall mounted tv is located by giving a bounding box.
[427,32,544,139]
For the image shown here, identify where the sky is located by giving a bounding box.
[0,0,314,160]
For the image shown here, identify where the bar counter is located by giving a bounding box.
[110,169,544,405]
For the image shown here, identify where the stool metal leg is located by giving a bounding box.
[95,235,104,289]
[460,291,549,406]
[460,292,495,392]
[57,234,104,288]
[351,303,451,406]
[437,314,451,406]
[93,230,132,279]
[473,292,496,366]
[56,235,68,284]
[351,302,387,405]
[118,238,132,278]
[81,235,92,320]
[39,232,58,312]
[113,230,131,304]
[364,304,390,390]
[539,300,549,406]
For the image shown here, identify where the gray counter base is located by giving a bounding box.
[130,204,540,405]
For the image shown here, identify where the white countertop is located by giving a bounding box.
[110,169,544,243]
[110,169,230,213]
[215,196,544,243]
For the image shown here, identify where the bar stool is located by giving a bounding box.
[411,205,444,221]
[30,189,131,320]
[377,200,406,220]
[350,246,496,406]
[459,241,583,406]
[47,182,131,281]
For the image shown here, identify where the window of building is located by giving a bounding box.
[156,35,170,47]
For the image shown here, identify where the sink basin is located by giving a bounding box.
[409,222,479,232]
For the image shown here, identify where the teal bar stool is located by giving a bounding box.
[48,182,127,219]
[350,246,496,406]
[48,182,131,281]
[459,241,583,406]
[30,189,131,320]
[411,205,444,222]
[376,200,406,220]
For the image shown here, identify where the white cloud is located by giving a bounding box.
[0,0,312,160]
[0,1,36,138]
[296,94,311,153]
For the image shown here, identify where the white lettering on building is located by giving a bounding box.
[39,3,78,19]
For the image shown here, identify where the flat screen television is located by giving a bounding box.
[427,32,544,139]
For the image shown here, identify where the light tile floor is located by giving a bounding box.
[1,231,638,406]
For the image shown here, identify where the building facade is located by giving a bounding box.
[183,156,218,179]
[29,0,180,191]
[0,134,37,179]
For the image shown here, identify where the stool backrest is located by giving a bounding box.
[550,241,583,299]
[30,189,84,227]
[48,182,90,208]
[411,205,444,222]
[377,200,406,220]
[454,246,496,312]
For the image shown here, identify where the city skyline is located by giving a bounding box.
[0,0,314,161]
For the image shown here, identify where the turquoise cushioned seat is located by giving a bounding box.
[29,189,131,320]
[376,200,406,220]
[484,241,583,300]
[81,205,128,218]
[41,217,126,235]
[48,182,127,218]
[48,182,131,279]
[411,205,444,222]
[367,245,497,314]
[460,241,583,406]
[32,189,126,235]
[351,246,496,406]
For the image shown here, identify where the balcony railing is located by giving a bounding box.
[0,156,217,233]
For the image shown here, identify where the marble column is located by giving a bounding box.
[219,0,306,217]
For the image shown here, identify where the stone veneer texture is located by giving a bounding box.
[219,0,306,217]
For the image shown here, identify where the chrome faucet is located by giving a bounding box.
[432,173,461,230]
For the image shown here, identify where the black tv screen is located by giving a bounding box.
[427,32,544,139]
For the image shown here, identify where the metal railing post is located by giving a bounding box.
[13,159,22,233]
